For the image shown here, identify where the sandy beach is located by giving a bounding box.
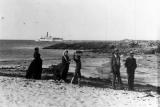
[0,53,159,107]
[0,76,158,107]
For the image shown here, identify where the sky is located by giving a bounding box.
[0,0,159,40]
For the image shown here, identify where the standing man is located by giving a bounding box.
[125,51,137,90]
[71,51,82,86]
[110,48,123,89]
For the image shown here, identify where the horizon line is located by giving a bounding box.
[0,39,159,41]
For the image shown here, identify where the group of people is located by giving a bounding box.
[26,47,137,90]
[25,48,82,85]
[111,49,137,90]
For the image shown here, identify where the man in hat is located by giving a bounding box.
[110,48,123,89]
[125,51,137,90]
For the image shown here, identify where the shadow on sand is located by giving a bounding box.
[0,69,159,94]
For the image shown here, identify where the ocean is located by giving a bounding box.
[0,40,69,67]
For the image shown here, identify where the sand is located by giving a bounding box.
[0,76,158,107]
[0,54,159,107]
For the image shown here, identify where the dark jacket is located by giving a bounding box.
[125,57,137,70]
[111,54,121,70]
[62,55,70,65]
[26,55,42,79]
[34,56,42,79]
[34,52,39,58]
[73,54,81,69]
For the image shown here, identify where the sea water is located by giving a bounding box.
[0,40,66,67]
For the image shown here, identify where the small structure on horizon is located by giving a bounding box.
[36,32,63,42]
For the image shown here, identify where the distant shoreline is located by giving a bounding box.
[0,39,159,41]
[43,40,159,54]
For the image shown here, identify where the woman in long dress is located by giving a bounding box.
[61,50,70,82]
[26,47,42,79]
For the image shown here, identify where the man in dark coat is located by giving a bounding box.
[125,51,137,90]
[61,50,70,82]
[110,49,123,89]
[71,51,82,85]
[26,47,42,79]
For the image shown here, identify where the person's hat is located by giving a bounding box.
[63,49,68,56]
[130,51,134,54]
[114,48,119,52]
